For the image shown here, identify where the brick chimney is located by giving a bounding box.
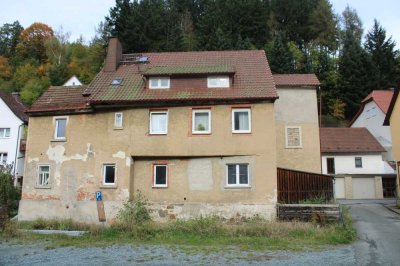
[104,37,122,72]
[11,92,23,105]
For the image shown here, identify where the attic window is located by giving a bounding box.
[208,76,229,88]
[149,77,170,89]
[111,78,123,85]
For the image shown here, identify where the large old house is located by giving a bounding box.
[19,38,321,223]
[0,91,28,187]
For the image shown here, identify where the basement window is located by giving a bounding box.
[226,164,249,187]
[103,164,116,185]
[153,164,168,188]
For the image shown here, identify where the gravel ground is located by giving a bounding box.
[0,240,356,266]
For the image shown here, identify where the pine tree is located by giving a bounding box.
[268,32,294,73]
[365,20,399,89]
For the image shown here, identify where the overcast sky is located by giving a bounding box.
[0,0,399,47]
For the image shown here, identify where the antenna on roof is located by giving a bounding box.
[121,54,149,65]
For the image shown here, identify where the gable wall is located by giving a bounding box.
[274,86,321,173]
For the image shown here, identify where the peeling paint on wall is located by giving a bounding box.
[76,187,95,201]
[112,151,126,159]
[27,157,39,163]
[22,192,60,200]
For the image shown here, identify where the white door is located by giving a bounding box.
[352,178,376,199]
[334,178,345,199]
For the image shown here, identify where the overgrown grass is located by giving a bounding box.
[0,212,357,251]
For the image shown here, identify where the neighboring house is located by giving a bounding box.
[18,38,322,223]
[320,128,396,199]
[383,89,400,198]
[349,90,394,161]
[0,91,28,186]
[273,74,321,173]
[63,75,83,86]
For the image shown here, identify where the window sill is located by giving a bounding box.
[35,185,51,189]
[224,185,251,189]
[232,132,252,135]
[114,127,123,130]
[99,185,117,189]
[149,133,168,136]
[51,139,67,142]
[192,132,211,135]
[285,146,303,149]
[152,186,168,189]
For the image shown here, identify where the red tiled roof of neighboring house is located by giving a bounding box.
[320,127,386,153]
[349,90,394,126]
[85,50,278,105]
[273,74,320,87]
[28,86,89,113]
[0,91,28,122]
[384,89,399,125]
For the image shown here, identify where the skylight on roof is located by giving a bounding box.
[111,78,123,85]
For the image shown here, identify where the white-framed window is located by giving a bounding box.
[207,76,229,88]
[0,128,10,138]
[149,77,170,89]
[0,153,7,164]
[150,111,168,134]
[355,157,362,168]
[285,126,302,148]
[153,164,168,187]
[54,117,67,140]
[192,109,211,134]
[232,108,251,133]
[114,112,123,128]
[103,164,116,185]
[226,164,249,186]
[37,165,50,186]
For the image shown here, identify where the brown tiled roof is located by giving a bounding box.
[273,74,320,87]
[28,86,89,113]
[86,50,278,104]
[143,65,235,76]
[349,90,394,126]
[0,91,28,122]
[320,128,385,153]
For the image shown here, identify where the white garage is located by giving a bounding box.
[334,177,345,199]
[352,177,376,199]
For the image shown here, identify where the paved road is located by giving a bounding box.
[343,200,400,266]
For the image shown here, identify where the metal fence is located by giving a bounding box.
[277,168,334,203]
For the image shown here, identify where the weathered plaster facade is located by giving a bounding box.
[274,86,322,173]
[19,103,278,222]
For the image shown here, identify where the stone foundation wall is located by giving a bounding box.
[18,199,277,224]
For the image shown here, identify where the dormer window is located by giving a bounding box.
[207,76,229,88]
[149,77,170,89]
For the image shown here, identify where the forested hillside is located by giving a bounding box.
[0,0,399,124]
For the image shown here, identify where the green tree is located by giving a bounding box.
[0,164,20,218]
[338,31,374,118]
[365,20,399,89]
[15,23,54,62]
[268,32,294,73]
[340,5,363,43]
[0,21,23,58]
[20,77,50,105]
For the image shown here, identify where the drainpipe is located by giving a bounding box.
[318,85,323,174]
[13,123,24,186]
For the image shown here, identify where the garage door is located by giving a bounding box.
[334,178,345,199]
[352,178,376,199]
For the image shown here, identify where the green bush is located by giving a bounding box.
[115,190,151,229]
[0,164,20,219]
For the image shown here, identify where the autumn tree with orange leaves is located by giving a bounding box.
[16,22,54,61]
